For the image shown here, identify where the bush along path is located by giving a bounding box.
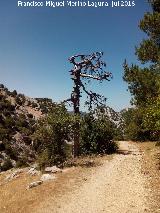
[36,141,150,213]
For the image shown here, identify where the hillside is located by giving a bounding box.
[0,84,56,171]
[0,84,124,172]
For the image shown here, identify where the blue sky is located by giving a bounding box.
[0,0,151,111]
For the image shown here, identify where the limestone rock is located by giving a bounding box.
[27,181,43,189]
[27,167,40,176]
[5,169,23,181]
[45,166,62,173]
[40,174,56,182]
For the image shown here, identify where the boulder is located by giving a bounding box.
[27,168,40,176]
[5,169,23,181]
[40,174,56,182]
[45,166,62,174]
[27,181,43,189]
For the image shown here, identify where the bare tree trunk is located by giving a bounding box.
[73,67,80,157]
[73,122,80,157]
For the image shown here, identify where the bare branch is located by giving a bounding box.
[80,81,92,96]
[80,73,102,80]
[80,81,106,110]
[69,52,106,71]
[62,98,72,103]
[67,52,112,110]
[80,72,112,81]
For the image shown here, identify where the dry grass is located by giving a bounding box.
[63,154,113,168]
[137,141,160,213]
[0,154,114,213]
[1,141,159,213]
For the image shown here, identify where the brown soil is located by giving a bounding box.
[138,142,160,213]
[0,155,112,213]
[0,141,159,213]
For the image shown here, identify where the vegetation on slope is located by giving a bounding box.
[0,84,58,171]
[0,84,119,171]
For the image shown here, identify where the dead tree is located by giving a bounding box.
[65,52,112,157]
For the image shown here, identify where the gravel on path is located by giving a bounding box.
[37,141,148,213]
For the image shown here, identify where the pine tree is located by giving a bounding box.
[123,0,160,140]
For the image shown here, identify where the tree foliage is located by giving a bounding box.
[123,0,160,141]
[142,96,160,138]
[32,104,74,169]
[80,112,118,155]
[33,104,119,169]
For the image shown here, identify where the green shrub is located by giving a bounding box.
[3,140,18,160]
[0,84,4,88]
[37,149,51,170]
[23,135,32,145]
[0,128,11,140]
[15,96,23,105]
[0,99,14,111]
[33,104,73,168]
[12,90,17,97]
[80,113,118,155]
[27,100,31,106]
[1,157,13,171]
[32,102,38,108]
[27,113,33,119]
[16,114,28,129]
[5,116,15,128]
[16,156,29,168]
[19,127,31,135]
[34,105,118,170]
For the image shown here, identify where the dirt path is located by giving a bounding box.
[36,141,148,213]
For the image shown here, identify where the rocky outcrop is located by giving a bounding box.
[0,84,56,172]
[5,169,23,181]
